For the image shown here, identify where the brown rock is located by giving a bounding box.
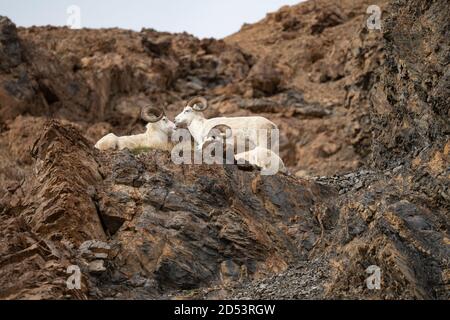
[0,0,448,301]
[246,57,283,96]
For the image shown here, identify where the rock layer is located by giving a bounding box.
[0,0,448,300]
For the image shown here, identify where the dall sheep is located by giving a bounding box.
[202,124,287,174]
[174,97,278,151]
[235,146,287,174]
[95,106,175,151]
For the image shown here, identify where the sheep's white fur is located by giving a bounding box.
[174,99,278,150]
[201,126,286,174]
[95,117,175,151]
[234,146,287,174]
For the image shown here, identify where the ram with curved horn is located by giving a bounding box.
[95,105,176,151]
[201,124,286,174]
[174,96,278,152]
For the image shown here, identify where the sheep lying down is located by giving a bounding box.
[201,124,287,175]
[234,146,287,174]
[95,97,286,175]
[95,106,175,152]
[95,132,172,151]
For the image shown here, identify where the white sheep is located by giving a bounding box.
[174,97,278,151]
[95,106,175,151]
[201,124,287,175]
[234,146,287,174]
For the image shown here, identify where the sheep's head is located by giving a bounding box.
[174,97,208,127]
[141,106,175,135]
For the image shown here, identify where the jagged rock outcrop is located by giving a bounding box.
[1,121,337,299]
[371,0,449,169]
[0,0,448,300]
[0,16,23,71]
[314,0,449,300]
[0,0,390,177]
[227,0,389,174]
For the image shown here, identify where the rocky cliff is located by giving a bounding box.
[0,0,448,300]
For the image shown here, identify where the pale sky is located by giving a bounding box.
[0,0,303,39]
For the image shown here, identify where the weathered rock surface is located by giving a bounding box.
[2,121,336,299]
[0,0,390,176]
[0,0,448,300]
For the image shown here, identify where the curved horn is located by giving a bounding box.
[141,105,164,123]
[209,124,232,139]
[187,96,208,111]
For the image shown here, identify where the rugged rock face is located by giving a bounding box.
[227,0,389,172]
[0,0,448,300]
[371,0,449,169]
[1,120,336,299]
[322,0,449,299]
[0,0,390,177]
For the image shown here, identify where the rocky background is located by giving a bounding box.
[0,0,448,299]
